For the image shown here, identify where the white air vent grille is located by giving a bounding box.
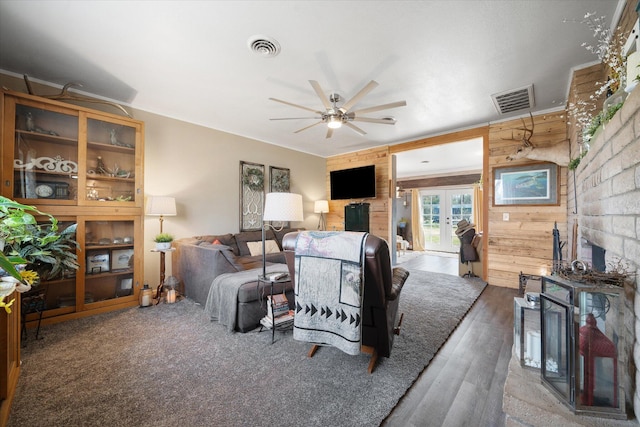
[491,85,535,114]
[247,35,281,58]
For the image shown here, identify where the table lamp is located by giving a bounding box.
[314,200,329,230]
[146,196,177,233]
[146,196,177,302]
[262,192,303,278]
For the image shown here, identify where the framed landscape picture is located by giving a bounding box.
[493,162,559,206]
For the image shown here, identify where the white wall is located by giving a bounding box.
[134,109,326,286]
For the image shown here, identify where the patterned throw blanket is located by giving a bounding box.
[292,231,367,355]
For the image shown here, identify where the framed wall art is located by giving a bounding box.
[111,248,134,271]
[493,162,559,206]
[269,166,290,193]
[239,161,265,231]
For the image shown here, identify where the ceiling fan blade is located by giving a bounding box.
[350,116,397,125]
[269,97,322,114]
[350,100,407,115]
[294,121,324,134]
[344,122,367,136]
[326,127,333,139]
[339,80,379,113]
[309,80,332,110]
[270,117,321,121]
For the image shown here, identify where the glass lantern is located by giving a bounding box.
[541,275,626,419]
[513,297,542,369]
[139,283,153,308]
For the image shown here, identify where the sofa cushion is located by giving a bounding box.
[246,240,280,256]
[235,230,275,256]
[194,233,239,255]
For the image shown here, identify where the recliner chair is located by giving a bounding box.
[282,231,409,373]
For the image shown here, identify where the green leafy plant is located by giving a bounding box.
[568,152,586,171]
[583,101,624,142]
[566,12,627,146]
[7,222,79,281]
[154,233,174,243]
[0,196,79,312]
[0,196,56,244]
[1,196,79,281]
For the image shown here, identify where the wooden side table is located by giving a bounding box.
[151,248,176,303]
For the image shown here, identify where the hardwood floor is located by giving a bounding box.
[383,252,518,427]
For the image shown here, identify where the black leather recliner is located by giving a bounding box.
[282,231,409,372]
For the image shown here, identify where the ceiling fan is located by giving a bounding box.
[269,80,406,138]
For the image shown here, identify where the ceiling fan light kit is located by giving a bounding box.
[270,80,406,138]
[327,115,343,129]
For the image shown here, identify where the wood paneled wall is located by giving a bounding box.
[487,111,569,288]
[326,146,390,240]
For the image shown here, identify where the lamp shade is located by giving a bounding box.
[314,200,329,213]
[146,196,177,216]
[263,193,303,222]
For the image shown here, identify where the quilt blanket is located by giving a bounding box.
[292,231,367,355]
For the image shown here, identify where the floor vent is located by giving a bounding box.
[491,84,535,114]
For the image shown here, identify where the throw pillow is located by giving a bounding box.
[213,239,222,245]
[247,240,280,256]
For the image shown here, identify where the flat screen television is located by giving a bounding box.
[330,165,376,200]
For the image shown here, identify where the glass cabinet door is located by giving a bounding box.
[83,115,140,205]
[11,102,79,203]
[83,218,138,306]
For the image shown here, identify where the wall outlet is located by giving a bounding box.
[503,212,510,221]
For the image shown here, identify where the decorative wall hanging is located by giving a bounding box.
[493,162,559,206]
[240,161,265,231]
[269,166,290,193]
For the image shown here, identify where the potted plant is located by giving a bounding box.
[0,196,79,312]
[154,233,174,250]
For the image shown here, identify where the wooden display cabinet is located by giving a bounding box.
[1,89,145,323]
[0,292,20,426]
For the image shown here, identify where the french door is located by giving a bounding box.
[420,188,473,253]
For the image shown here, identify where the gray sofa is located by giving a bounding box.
[172,228,298,332]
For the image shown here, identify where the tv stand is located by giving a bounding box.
[345,202,370,232]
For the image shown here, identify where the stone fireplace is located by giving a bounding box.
[503,87,639,426]
[567,87,639,417]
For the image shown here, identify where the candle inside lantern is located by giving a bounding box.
[140,283,153,307]
[166,289,176,304]
[526,330,542,367]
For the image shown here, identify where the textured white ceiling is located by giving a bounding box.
[0,1,622,177]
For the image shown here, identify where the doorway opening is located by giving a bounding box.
[393,135,484,273]
[421,188,474,253]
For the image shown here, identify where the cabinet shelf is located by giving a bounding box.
[88,141,135,154]
[86,243,134,250]
[85,268,133,279]
[14,169,76,178]
[16,130,77,145]
[86,174,135,183]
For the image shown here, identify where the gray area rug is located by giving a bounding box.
[8,270,486,427]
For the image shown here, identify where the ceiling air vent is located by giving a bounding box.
[247,35,281,58]
[491,84,535,115]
